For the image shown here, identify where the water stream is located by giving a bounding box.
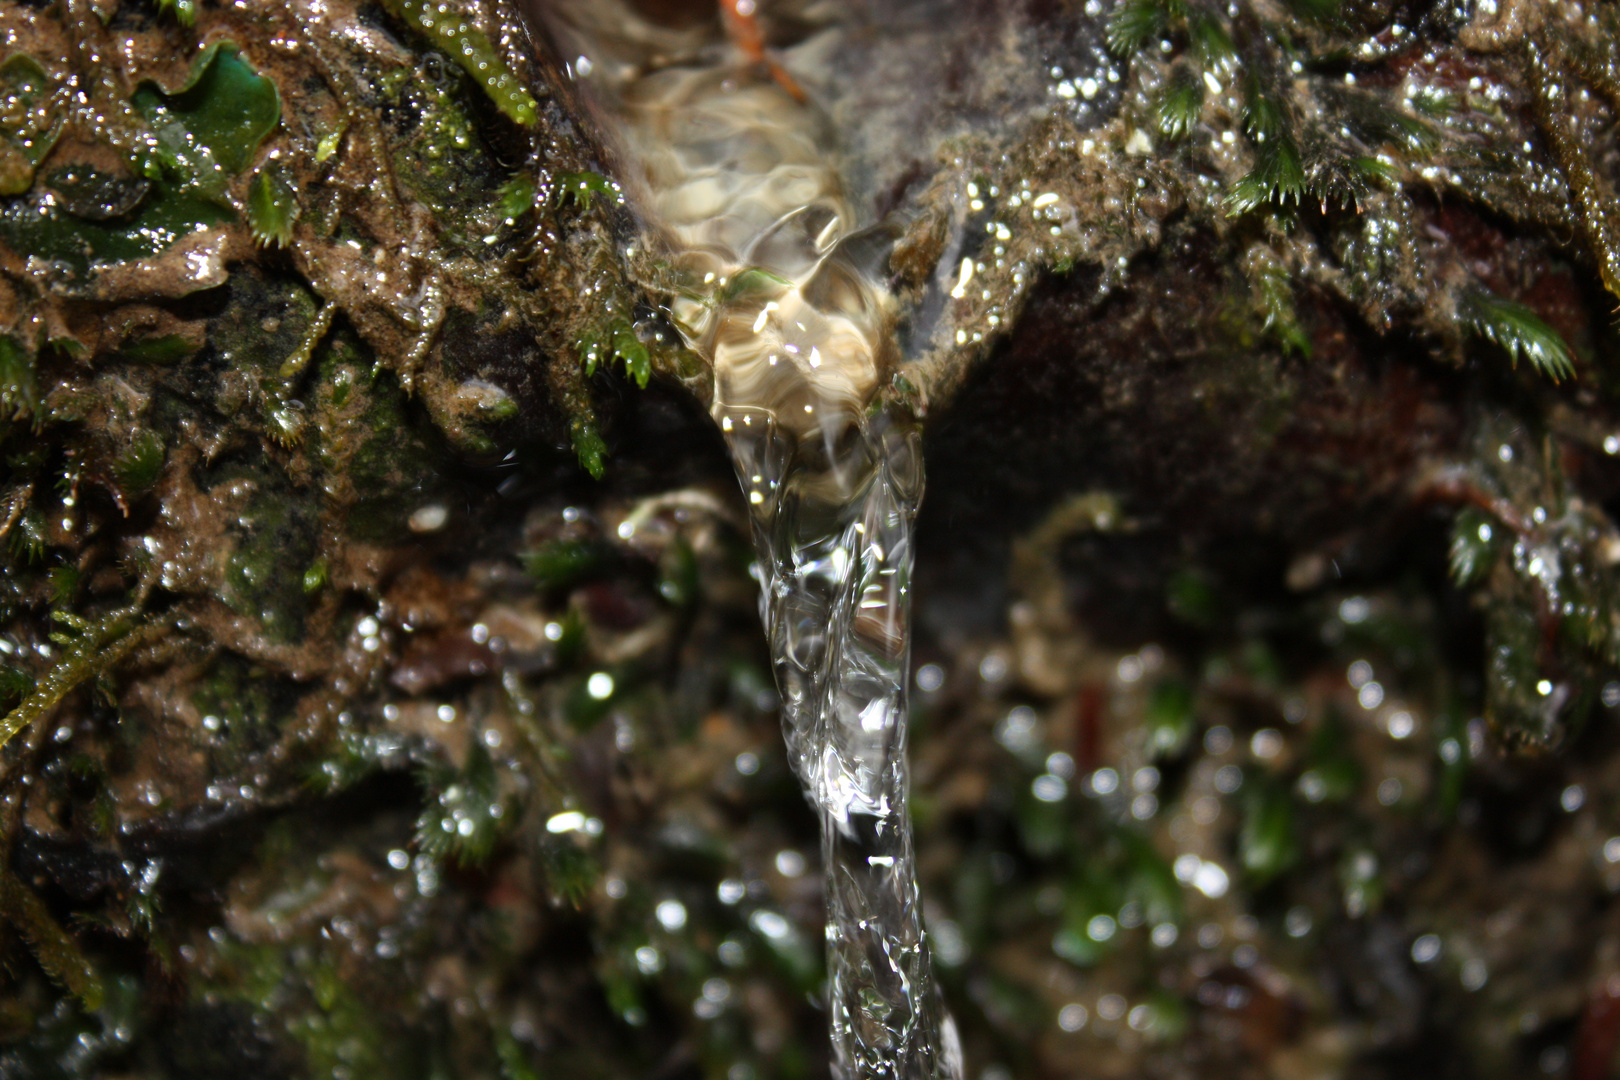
[534,3,961,1075]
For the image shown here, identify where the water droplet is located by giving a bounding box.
[655,899,687,931]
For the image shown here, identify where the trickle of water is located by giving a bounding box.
[532,3,961,1073]
[688,67,961,1080]
[717,330,955,1080]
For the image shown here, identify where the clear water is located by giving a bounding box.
[534,3,963,1073]
[687,65,962,1080]
[715,324,958,1080]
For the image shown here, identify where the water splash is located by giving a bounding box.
[533,3,961,1073]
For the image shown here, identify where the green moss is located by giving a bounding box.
[6,506,45,564]
[218,482,316,643]
[571,414,607,480]
[119,333,197,364]
[1187,11,1236,71]
[1239,780,1299,883]
[48,565,80,606]
[0,54,62,196]
[580,318,652,389]
[204,937,395,1080]
[557,170,618,209]
[1107,0,1183,57]
[1145,679,1195,757]
[1448,508,1496,586]
[1246,249,1311,357]
[0,875,103,1010]
[415,740,509,867]
[657,539,699,607]
[0,662,34,711]
[380,0,538,126]
[524,538,602,590]
[0,334,38,424]
[0,607,151,754]
[1155,66,1205,141]
[1331,88,1439,156]
[1226,138,1307,216]
[112,430,166,494]
[247,165,298,247]
[497,173,538,219]
[1458,289,1577,381]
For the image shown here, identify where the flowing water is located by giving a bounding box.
[533,3,961,1075]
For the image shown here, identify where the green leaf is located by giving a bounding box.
[315,124,345,162]
[0,183,232,277]
[131,43,281,198]
[1458,289,1577,381]
[247,166,298,247]
[0,54,63,196]
[383,0,539,126]
[718,267,794,305]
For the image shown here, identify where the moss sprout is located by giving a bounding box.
[1458,289,1577,381]
[497,173,538,219]
[415,739,509,867]
[557,170,619,209]
[1154,65,1204,141]
[571,413,607,479]
[246,165,298,247]
[112,430,166,495]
